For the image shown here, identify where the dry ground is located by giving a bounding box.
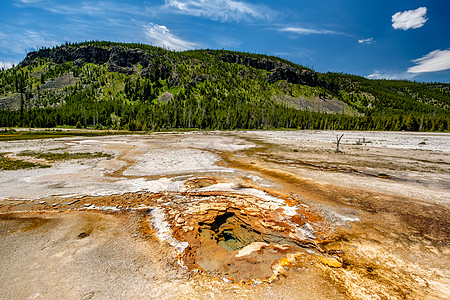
[0,130,449,299]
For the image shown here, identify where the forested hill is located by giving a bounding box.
[0,41,449,131]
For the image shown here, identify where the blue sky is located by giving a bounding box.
[1,0,449,82]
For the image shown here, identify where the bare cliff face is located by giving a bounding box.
[219,53,320,86]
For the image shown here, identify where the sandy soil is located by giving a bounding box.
[0,130,449,299]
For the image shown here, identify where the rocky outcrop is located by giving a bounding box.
[20,46,172,78]
[219,53,278,71]
[219,53,319,86]
[157,91,173,103]
[20,46,111,66]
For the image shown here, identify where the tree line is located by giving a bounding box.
[0,42,449,132]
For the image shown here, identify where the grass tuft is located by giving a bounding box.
[0,153,50,170]
[17,151,111,161]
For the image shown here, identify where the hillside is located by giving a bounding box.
[0,41,449,131]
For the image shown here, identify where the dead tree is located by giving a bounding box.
[336,134,344,152]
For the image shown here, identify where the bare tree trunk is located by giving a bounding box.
[336,133,344,152]
[188,104,191,129]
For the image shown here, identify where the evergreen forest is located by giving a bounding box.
[0,41,448,132]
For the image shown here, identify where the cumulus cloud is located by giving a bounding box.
[408,49,450,73]
[358,37,373,44]
[392,7,427,30]
[144,23,198,51]
[279,26,342,35]
[164,0,270,22]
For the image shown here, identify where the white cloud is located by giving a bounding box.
[164,0,270,22]
[273,49,314,62]
[0,29,59,55]
[279,26,343,35]
[408,49,450,73]
[358,37,373,44]
[392,7,427,30]
[14,0,43,5]
[366,70,414,80]
[368,49,450,79]
[15,0,151,18]
[214,37,241,48]
[1,61,17,70]
[144,23,198,51]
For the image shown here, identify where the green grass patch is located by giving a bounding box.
[377,173,390,179]
[17,150,111,161]
[0,129,131,141]
[0,153,50,170]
